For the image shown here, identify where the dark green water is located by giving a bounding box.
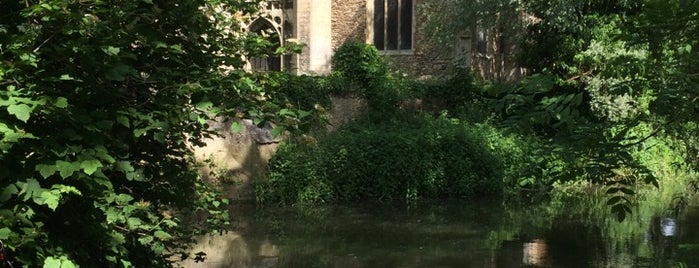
[185,196,699,268]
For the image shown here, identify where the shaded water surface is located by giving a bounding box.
[185,199,699,268]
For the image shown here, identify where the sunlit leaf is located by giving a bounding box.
[138,236,153,245]
[127,217,142,228]
[7,103,32,122]
[41,191,60,210]
[81,159,103,175]
[115,193,133,204]
[0,227,11,240]
[154,230,172,240]
[43,257,61,268]
[54,97,68,108]
[271,126,284,137]
[230,121,243,132]
[36,164,57,179]
[103,46,120,56]
[56,160,79,179]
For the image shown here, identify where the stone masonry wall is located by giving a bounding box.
[331,0,367,50]
[193,96,367,201]
[329,0,468,79]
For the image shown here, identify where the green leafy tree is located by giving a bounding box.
[425,0,699,220]
[0,0,307,266]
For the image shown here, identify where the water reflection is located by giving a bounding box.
[184,201,699,268]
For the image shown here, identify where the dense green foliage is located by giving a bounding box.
[257,42,541,205]
[256,115,504,205]
[260,0,699,220]
[424,0,699,220]
[0,0,312,266]
[331,41,387,89]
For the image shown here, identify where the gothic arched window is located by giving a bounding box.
[248,18,282,72]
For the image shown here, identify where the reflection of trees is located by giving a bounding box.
[185,195,698,267]
[546,220,606,268]
[645,216,678,267]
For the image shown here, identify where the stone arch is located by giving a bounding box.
[248,18,282,72]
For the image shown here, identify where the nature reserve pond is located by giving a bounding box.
[184,194,699,268]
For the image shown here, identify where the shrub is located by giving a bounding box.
[256,115,505,205]
[331,42,387,88]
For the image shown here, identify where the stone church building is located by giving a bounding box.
[248,0,473,78]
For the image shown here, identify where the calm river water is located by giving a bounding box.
[184,196,699,268]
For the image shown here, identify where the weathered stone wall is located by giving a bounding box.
[331,0,367,50]
[193,119,279,200]
[329,0,470,79]
[391,0,470,79]
[193,96,368,201]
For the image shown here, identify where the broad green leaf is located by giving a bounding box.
[60,259,77,268]
[298,110,312,118]
[169,44,183,54]
[115,193,134,203]
[81,159,103,175]
[154,230,172,240]
[43,257,61,268]
[111,231,126,244]
[138,236,153,245]
[52,184,81,195]
[56,160,80,179]
[41,190,60,210]
[19,53,38,67]
[162,219,178,227]
[55,97,68,108]
[59,74,74,80]
[20,178,41,201]
[0,227,11,239]
[134,127,149,137]
[278,108,296,117]
[31,188,48,205]
[94,147,116,163]
[126,170,145,181]
[103,46,120,56]
[116,115,130,127]
[230,121,243,132]
[127,217,142,228]
[1,184,18,202]
[115,161,135,173]
[36,164,57,178]
[196,101,213,110]
[7,103,32,122]
[105,208,120,224]
[271,126,284,137]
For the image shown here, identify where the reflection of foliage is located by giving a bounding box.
[247,176,698,267]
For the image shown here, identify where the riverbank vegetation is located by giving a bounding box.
[1,0,698,267]
[0,0,316,267]
[256,0,699,223]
